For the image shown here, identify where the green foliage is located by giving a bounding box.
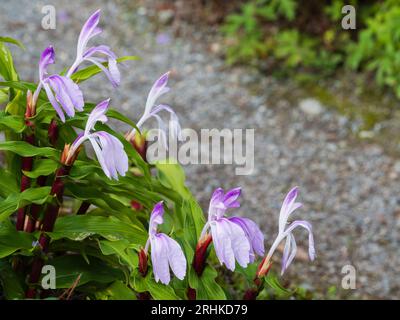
[222,0,400,97]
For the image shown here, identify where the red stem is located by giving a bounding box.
[193,234,212,276]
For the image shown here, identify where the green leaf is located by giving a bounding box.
[23,159,58,178]
[49,255,124,288]
[0,220,36,258]
[0,42,18,82]
[0,141,60,159]
[50,215,147,246]
[95,280,137,300]
[99,239,138,269]
[156,162,190,199]
[0,37,25,50]
[0,168,18,198]
[0,260,25,299]
[188,266,226,300]
[0,186,51,221]
[0,111,25,132]
[70,56,139,83]
[107,108,140,134]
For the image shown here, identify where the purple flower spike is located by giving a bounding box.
[69,99,128,180]
[200,187,265,271]
[38,46,55,80]
[66,10,120,87]
[144,201,187,285]
[261,187,315,276]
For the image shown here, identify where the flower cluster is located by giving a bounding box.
[21,9,316,294]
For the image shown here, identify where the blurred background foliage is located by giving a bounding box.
[220,0,400,97]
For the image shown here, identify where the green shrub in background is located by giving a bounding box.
[222,0,400,97]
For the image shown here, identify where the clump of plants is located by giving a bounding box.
[0,10,314,300]
[222,0,400,97]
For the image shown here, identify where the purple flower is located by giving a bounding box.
[259,187,315,276]
[66,10,120,87]
[33,46,84,122]
[67,99,128,180]
[144,201,187,285]
[126,72,182,149]
[199,187,265,271]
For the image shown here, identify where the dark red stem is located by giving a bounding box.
[76,201,90,215]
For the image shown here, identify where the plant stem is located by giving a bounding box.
[76,201,90,215]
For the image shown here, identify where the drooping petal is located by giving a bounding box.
[281,233,297,275]
[85,57,120,87]
[150,234,170,284]
[210,219,235,271]
[83,45,117,60]
[85,98,109,134]
[145,72,170,115]
[284,220,316,261]
[45,75,84,118]
[150,104,182,140]
[89,131,128,180]
[39,46,55,80]
[42,82,65,122]
[229,216,265,261]
[226,218,250,268]
[210,218,250,271]
[162,234,186,280]
[77,9,102,58]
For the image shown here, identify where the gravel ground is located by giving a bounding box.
[1,0,399,299]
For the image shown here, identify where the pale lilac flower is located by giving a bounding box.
[199,187,264,271]
[66,10,120,87]
[67,99,128,180]
[262,187,315,276]
[144,201,186,285]
[33,46,84,122]
[126,72,182,149]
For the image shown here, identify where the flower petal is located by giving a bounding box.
[279,187,302,233]
[149,201,164,235]
[162,234,186,280]
[150,234,170,284]
[229,216,265,261]
[46,75,84,117]
[77,9,102,58]
[85,98,110,134]
[145,72,170,115]
[284,220,316,261]
[42,82,65,122]
[39,46,55,80]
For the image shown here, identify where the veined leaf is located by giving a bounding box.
[0,260,25,299]
[99,239,138,269]
[50,215,147,245]
[23,159,58,178]
[0,141,60,159]
[49,255,124,288]
[188,266,226,300]
[0,168,18,198]
[0,42,18,82]
[95,280,137,300]
[0,220,36,258]
[0,186,51,221]
[0,111,25,133]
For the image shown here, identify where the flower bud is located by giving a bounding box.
[130,132,147,162]
[193,233,212,276]
[138,248,148,277]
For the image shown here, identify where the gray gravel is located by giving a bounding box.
[1,0,399,299]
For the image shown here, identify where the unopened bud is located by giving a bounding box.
[138,248,148,276]
[256,257,272,278]
[193,233,212,276]
[25,90,35,126]
[130,132,147,161]
[131,200,143,211]
[48,119,58,146]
